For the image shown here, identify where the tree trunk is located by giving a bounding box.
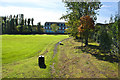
[85,30,89,46]
[118,19,120,60]
[85,37,88,46]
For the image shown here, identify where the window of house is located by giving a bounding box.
[59,24,61,26]
[47,30,49,32]
[59,27,61,29]
[63,27,64,29]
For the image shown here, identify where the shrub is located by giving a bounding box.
[99,27,112,53]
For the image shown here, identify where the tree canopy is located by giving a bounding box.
[78,15,95,32]
[1,14,44,34]
[51,24,59,33]
[60,1,102,45]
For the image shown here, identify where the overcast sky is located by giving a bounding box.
[0,0,119,25]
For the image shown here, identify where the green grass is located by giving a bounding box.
[2,35,118,78]
[52,38,118,78]
[2,34,69,78]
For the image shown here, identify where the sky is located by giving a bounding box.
[0,0,119,25]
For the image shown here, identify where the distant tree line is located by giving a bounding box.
[2,14,44,34]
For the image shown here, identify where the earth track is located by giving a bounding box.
[52,37,72,58]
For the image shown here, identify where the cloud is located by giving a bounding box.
[0,0,67,25]
[1,0,117,25]
[0,0,62,5]
[101,0,119,2]
[101,5,112,8]
[0,6,66,25]
[1,0,119,3]
[0,0,64,9]
[0,0,60,3]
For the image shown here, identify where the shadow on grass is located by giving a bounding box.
[75,45,119,63]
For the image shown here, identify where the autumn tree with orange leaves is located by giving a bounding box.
[78,15,95,46]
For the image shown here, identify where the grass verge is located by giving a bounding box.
[52,38,118,78]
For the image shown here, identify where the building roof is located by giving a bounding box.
[45,22,65,24]
[96,23,114,26]
[44,22,66,26]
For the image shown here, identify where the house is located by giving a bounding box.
[43,22,68,33]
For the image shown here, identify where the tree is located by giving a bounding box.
[16,15,18,26]
[9,15,13,33]
[60,1,102,44]
[37,22,40,32]
[65,27,72,34]
[78,15,95,46]
[3,17,6,33]
[6,19,10,33]
[2,17,4,33]
[25,18,27,26]
[118,18,120,59]
[20,14,24,32]
[13,15,17,33]
[0,17,2,34]
[107,15,119,57]
[31,18,34,26]
[28,18,31,32]
[11,18,14,33]
[99,25,113,53]
[51,24,59,33]
[31,18,34,32]
[37,22,44,33]
[2,17,6,33]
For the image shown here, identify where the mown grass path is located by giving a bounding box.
[53,37,72,58]
[51,37,72,77]
[51,38,118,78]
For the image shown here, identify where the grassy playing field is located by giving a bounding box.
[2,35,69,78]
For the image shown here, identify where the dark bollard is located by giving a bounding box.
[38,55,46,69]
[59,42,63,45]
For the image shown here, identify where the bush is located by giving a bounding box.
[99,27,112,53]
